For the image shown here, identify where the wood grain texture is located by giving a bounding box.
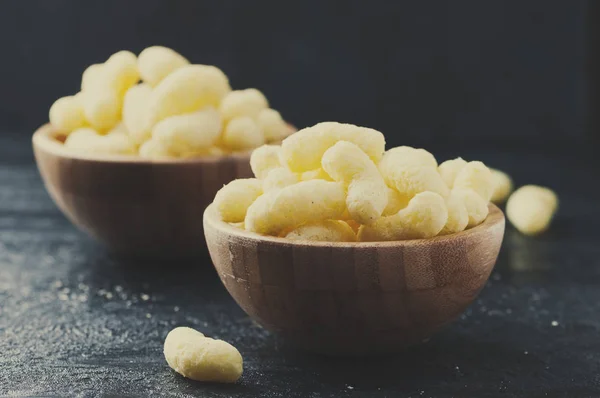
[32,124,255,257]
[204,204,505,356]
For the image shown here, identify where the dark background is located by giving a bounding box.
[0,0,594,150]
[3,1,600,397]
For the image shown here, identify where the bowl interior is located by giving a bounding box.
[204,202,505,248]
[32,123,257,164]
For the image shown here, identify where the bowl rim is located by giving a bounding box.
[204,203,505,248]
[33,123,270,164]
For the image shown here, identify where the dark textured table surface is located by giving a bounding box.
[1,133,599,398]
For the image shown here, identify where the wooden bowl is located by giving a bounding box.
[204,204,505,356]
[33,124,254,257]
